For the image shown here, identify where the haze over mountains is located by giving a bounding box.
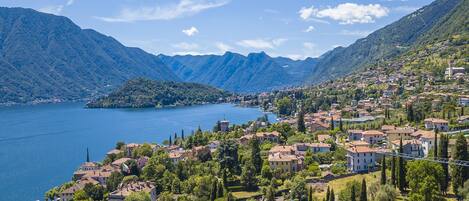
[0,0,465,104]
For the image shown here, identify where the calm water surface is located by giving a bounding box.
[0,103,276,201]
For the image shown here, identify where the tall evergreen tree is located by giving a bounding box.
[309,186,313,201]
[169,135,172,146]
[452,133,469,196]
[439,134,450,193]
[210,180,217,201]
[250,137,262,174]
[360,178,367,201]
[351,185,356,201]
[86,148,90,162]
[330,116,335,130]
[326,186,330,201]
[381,156,386,185]
[398,138,406,192]
[339,118,344,132]
[181,129,185,140]
[391,156,396,187]
[217,181,224,198]
[298,109,306,133]
[434,129,438,159]
[329,189,335,201]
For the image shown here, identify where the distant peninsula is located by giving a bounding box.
[86,78,231,108]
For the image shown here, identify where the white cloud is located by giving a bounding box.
[39,5,64,15]
[182,26,199,36]
[39,0,75,15]
[304,26,315,32]
[286,54,304,60]
[339,30,372,37]
[393,6,419,13]
[96,0,229,22]
[299,3,389,24]
[303,42,315,50]
[215,42,232,53]
[172,42,199,50]
[237,38,287,49]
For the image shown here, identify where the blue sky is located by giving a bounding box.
[3,0,433,59]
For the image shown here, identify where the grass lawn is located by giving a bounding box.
[232,191,262,200]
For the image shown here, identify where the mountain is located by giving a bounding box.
[307,0,463,83]
[158,52,317,93]
[86,78,230,108]
[0,7,179,104]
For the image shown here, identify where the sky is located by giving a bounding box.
[2,0,433,60]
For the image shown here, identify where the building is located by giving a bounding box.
[240,131,280,144]
[390,139,423,157]
[362,130,384,144]
[385,128,414,141]
[268,152,300,173]
[445,67,465,79]
[268,145,295,155]
[220,120,230,132]
[59,178,99,201]
[424,118,449,131]
[293,143,331,154]
[109,181,157,201]
[346,146,376,173]
[111,157,132,168]
[459,97,469,107]
[125,143,141,157]
[348,130,363,141]
[317,134,332,143]
[458,116,469,124]
[418,130,437,157]
[169,151,185,164]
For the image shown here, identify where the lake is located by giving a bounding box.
[0,103,276,201]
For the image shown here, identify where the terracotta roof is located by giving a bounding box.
[348,129,363,134]
[386,128,414,134]
[362,130,384,136]
[348,141,370,147]
[412,130,435,139]
[269,145,294,154]
[347,146,376,153]
[381,125,396,131]
[268,153,298,162]
[424,118,448,124]
[112,158,132,166]
[390,139,421,146]
[317,135,331,142]
[107,149,123,155]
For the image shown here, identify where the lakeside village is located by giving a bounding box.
[46,65,469,201]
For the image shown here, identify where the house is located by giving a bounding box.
[169,151,185,164]
[125,143,141,157]
[346,146,376,173]
[240,131,281,144]
[293,143,331,154]
[418,130,437,157]
[317,134,332,143]
[310,121,329,132]
[362,130,384,144]
[220,120,230,132]
[385,128,414,141]
[268,145,295,155]
[191,146,210,160]
[381,125,396,132]
[390,139,423,157]
[445,67,465,79]
[207,141,220,152]
[424,118,449,131]
[109,181,157,201]
[59,178,99,201]
[107,149,123,157]
[348,130,363,141]
[459,97,469,106]
[458,116,469,124]
[111,158,132,169]
[268,152,301,173]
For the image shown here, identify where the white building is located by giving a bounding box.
[459,97,469,107]
[424,118,449,131]
[362,130,384,144]
[445,67,465,79]
[346,146,376,173]
[220,120,230,132]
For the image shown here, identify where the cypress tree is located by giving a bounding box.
[309,186,313,201]
[326,186,330,201]
[169,135,172,146]
[360,178,367,201]
[351,185,356,201]
[381,156,386,185]
[250,137,262,174]
[439,134,449,193]
[330,116,335,130]
[210,180,217,201]
[434,129,438,159]
[86,148,90,162]
[298,109,306,133]
[451,133,469,196]
[398,138,406,192]
[217,181,224,198]
[329,189,335,201]
[391,156,396,187]
[181,129,185,140]
[339,118,343,132]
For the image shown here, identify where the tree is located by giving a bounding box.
[406,160,444,201]
[265,181,276,201]
[123,159,139,176]
[241,163,258,191]
[309,186,313,201]
[73,189,89,201]
[330,116,335,130]
[250,137,262,174]
[213,120,221,132]
[217,181,224,198]
[276,96,293,116]
[116,141,125,149]
[290,176,307,201]
[438,134,449,194]
[339,118,344,132]
[107,171,124,192]
[218,140,240,175]
[226,192,235,201]
[83,183,104,201]
[452,133,469,196]
[434,129,438,159]
[326,186,330,201]
[181,129,185,140]
[124,191,151,201]
[373,185,397,201]
[360,179,367,201]
[86,147,90,162]
[398,138,406,192]
[329,189,335,201]
[391,156,396,187]
[169,135,172,146]
[210,180,217,201]
[351,185,356,201]
[298,109,306,133]
[381,156,386,185]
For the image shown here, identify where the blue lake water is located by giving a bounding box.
[0,103,276,201]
